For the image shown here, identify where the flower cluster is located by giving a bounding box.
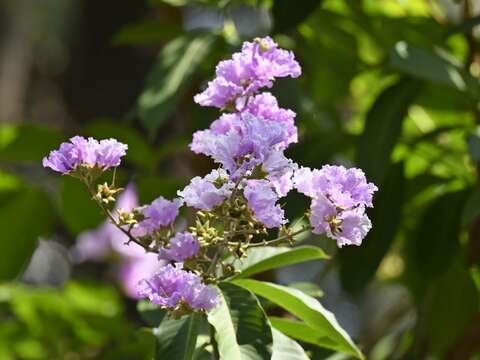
[294,166,377,247]
[137,264,219,313]
[43,136,127,175]
[43,37,377,316]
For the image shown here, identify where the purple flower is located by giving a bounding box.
[158,232,200,262]
[96,139,128,169]
[262,150,298,197]
[137,264,219,311]
[244,180,286,228]
[178,169,233,210]
[294,165,377,247]
[190,113,290,175]
[245,93,297,146]
[139,197,183,233]
[194,37,301,109]
[43,136,127,174]
[333,207,372,247]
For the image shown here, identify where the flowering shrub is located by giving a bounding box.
[43,37,377,359]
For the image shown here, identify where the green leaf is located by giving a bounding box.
[271,328,309,360]
[288,282,324,298]
[339,162,405,293]
[405,190,468,295]
[270,317,337,350]
[462,185,480,226]
[232,279,363,359]
[138,33,216,133]
[84,119,156,171]
[207,282,273,360]
[390,42,479,96]
[0,124,64,163]
[273,0,324,33]
[357,78,420,184]
[113,21,181,45]
[137,300,167,327]
[0,187,55,280]
[417,259,478,356]
[155,313,200,360]
[59,177,104,235]
[231,246,329,280]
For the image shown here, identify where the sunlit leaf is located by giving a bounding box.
[232,279,363,359]
[155,313,200,360]
[207,282,273,360]
[230,245,329,280]
[271,328,309,360]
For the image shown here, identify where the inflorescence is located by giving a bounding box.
[43,37,377,316]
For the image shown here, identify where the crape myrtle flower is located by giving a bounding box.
[158,232,200,262]
[244,179,286,228]
[137,263,219,311]
[139,197,183,233]
[190,113,290,176]
[262,150,298,197]
[293,165,377,247]
[42,136,127,174]
[194,37,301,109]
[178,169,234,210]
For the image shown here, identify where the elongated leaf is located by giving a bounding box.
[339,162,405,293]
[138,33,215,133]
[231,246,329,280]
[405,190,468,296]
[232,279,363,359]
[271,328,309,360]
[207,282,272,360]
[0,187,54,280]
[0,124,64,163]
[357,78,420,184]
[391,42,479,96]
[270,317,337,349]
[155,313,200,360]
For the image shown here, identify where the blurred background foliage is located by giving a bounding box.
[1,0,480,358]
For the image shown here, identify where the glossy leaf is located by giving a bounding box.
[391,42,479,96]
[232,279,363,359]
[270,316,337,350]
[0,187,55,280]
[230,245,329,280]
[339,162,405,293]
[357,78,420,184]
[271,328,309,360]
[155,313,200,360]
[138,33,216,133]
[207,282,273,360]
